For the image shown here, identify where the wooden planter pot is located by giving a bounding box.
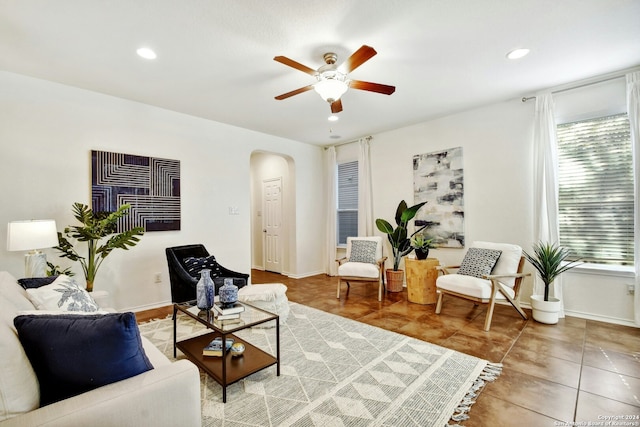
[385,269,405,292]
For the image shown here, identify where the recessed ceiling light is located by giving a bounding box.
[328,115,339,122]
[136,47,157,60]
[506,48,530,60]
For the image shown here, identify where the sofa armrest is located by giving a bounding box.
[0,360,201,427]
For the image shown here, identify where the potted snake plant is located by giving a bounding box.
[523,241,581,324]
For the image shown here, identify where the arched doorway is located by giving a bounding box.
[249,151,295,276]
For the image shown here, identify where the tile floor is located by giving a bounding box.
[139,270,640,426]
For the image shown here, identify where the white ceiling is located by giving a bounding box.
[1,0,639,146]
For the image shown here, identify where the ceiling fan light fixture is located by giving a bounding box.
[328,115,339,122]
[314,78,348,103]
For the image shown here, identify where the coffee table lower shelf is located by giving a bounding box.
[176,331,278,402]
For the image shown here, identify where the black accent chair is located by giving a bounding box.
[165,244,249,303]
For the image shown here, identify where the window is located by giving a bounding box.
[557,113,634,265]
[337,161,358,245]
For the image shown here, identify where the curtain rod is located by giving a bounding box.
[521,72,629,103]
[324,135,372,149]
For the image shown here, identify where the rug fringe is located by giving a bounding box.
[447,362,502,426]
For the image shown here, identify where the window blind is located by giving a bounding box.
[557,113,634,265]
[337,161,358,245]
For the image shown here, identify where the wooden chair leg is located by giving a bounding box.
[495,282,528,320]
[484,280,503,331]
[484,298,496,332]
[336,278,341,299]
[435,291,444,314]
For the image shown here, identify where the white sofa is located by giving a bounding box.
[0,271,201,427]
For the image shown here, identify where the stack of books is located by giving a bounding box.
[213,302,245,321]
[202,337,234,357]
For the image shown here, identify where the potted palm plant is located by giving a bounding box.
[375,200,427,291]
[523,241,581,324]
[54,202,144,292]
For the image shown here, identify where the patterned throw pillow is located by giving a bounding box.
[349,240,378,264]
[25,275,100,312]
[183,255,222,278]
[457,248,502,278]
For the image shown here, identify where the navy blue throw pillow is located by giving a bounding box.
[14,312,153,406]
[183,255,222,278]
[17,275,59,289]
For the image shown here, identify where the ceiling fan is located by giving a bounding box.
[274,45,395,114]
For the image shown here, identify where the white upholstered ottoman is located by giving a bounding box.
[237,283,289,325]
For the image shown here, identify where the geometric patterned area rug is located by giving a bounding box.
[139,302,500,427]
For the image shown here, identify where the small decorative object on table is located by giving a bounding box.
[230,342,245,357]
[196,269,215,311]
[202,337,234,357]
[218,278,238,307]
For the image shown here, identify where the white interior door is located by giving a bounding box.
[263,177,282,273]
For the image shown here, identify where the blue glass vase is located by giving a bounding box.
[218,278,238,307]
[196,269,215,310]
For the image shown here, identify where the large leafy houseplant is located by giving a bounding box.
[55,202,144,292]
[375,200,428,271]
[523,241,581,301]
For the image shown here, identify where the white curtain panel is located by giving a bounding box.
[358,137,375,236]
[324,146,338,276]
[626,71,640,325]
[533,93,564,317]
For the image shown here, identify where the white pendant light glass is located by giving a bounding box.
[314,79,348,102]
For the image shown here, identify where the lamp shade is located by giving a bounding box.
[7,220,58,251]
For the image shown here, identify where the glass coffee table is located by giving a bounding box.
[173,301,280,403]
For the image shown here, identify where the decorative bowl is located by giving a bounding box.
[230,342,245,357]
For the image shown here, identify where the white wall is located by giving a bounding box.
[0,71,324,311]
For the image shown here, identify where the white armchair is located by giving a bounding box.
[336,236,387,301]
[435,241,530,331]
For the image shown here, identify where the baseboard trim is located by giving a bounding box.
[288,270,326,279]
[514,301,638,328]
[562,309,638,328]
[122,300,172,313]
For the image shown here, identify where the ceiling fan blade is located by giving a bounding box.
[330,99,343,113]
[275,85,315,100]
[273,56,318,76]
[339,45,377,73]
[349,80,396,95]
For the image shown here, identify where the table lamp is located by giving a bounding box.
[7,219,58,277]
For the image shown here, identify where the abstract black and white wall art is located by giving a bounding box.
[413,147,464,247]
[91,150,181,232]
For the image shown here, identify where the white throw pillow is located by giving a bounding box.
[25,275,100,312]
[0,293,39,421]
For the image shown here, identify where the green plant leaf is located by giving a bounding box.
[394,200,408,226]
[400,201,427,224]
[375,219,394,234]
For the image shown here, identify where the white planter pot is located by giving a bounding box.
[530,295,561,324]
